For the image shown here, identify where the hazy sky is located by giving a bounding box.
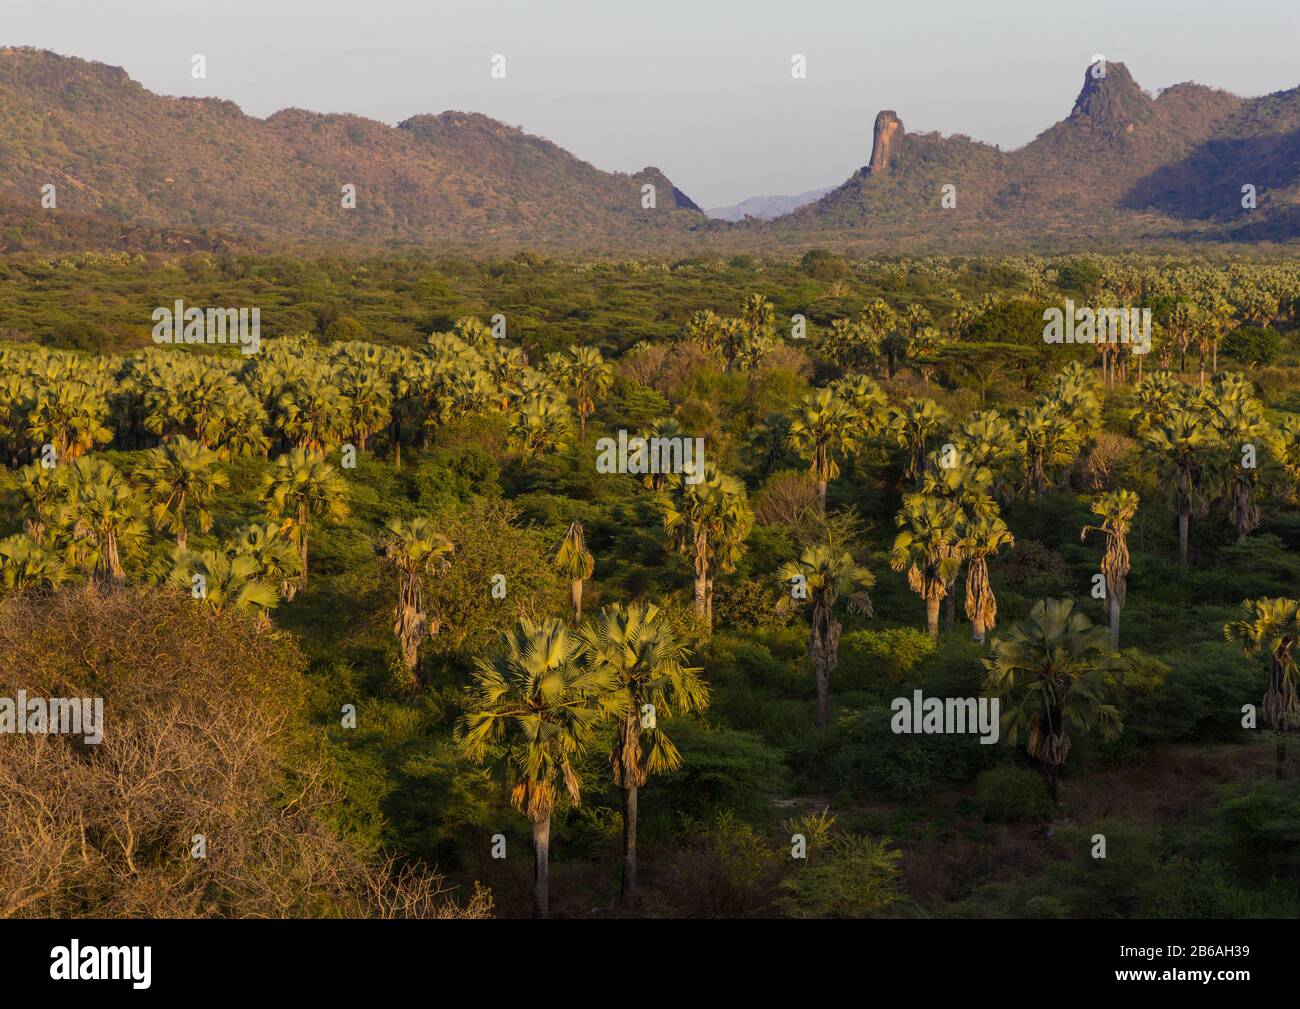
[6,0,1299,207]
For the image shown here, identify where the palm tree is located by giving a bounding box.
[891,495,963,639]
[579,603,708,902]
[957,513,1014,644]
[888,398,951,485]
[548,346,613,441]
[983,599,1123,802]
[1225,598,1300,778]
[1209,381,1270,544]
[1080,489,1140,650]
[135,435,228,550]
[169,550,279,618]
[456,618,616,918]
[659,464,754,628]
[553,521,594,621]
[62,457,148,589]
[260,448,351,589]
[231,521,302,603]
[1012,403,1080,496]
[1140,407,1218,568]
[787,388,859,511]
[508,398,572,460]
[379,517,454,675]
[777,543,874,727]
[0,533,67,594]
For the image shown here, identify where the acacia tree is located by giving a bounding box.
[456,618,615,918]
[579,603,707,902]
[777,543,874,727]
[1080,489,1140,650]
[1225,598,1300,778]
[983,599,1123,802]
[379,517,454,676]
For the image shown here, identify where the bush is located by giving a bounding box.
[976,767,1053,822]
[779,834,904,918]
[839,627,936,688]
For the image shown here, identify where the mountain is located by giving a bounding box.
[0,47,704,252]
[774,62,1300,247]
[706,187,833,221]
[0,49,1298,253]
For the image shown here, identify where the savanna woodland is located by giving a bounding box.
[5,249,1300,919]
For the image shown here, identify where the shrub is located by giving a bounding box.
[976,767,1053,822]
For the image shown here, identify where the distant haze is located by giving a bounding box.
[5,0,1299,207]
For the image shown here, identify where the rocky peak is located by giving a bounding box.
[1070,60,1152,123]
[868,110,904,173]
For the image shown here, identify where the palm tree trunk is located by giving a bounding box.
[571,578,583,621]
[1108,595,1121,651]
[620,784,638,902]
[532,814,551,919]
[817,477,827,513]
[813,654,829,728]
[1178,510,1189,569]
[971,616,986,644]
[944,590,956,632]
[925,596,940,639]
[1045,762,1059,803]
[1277,734,1287,780]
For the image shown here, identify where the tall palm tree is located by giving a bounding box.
[62,457,148,589]
[1080,489,1140,650]
[579,603,708,902]
[260,448,351,589]
[659,464,754,628]
[548,346,613,442]
[1209,381,1270,544]
[553,521,594,621]
[135,435,228,550]
[1012,402,1080,497]
[787,388,859,511]
[957,513,1014,644]
[1140,407,1218,568]
[379,517,454,674]
[891,495,963,639]
[983,599,1123,802]
[456,618,616,918]
[777,543,874,727]
[1225,598,1300,778]
[888,398,951,485]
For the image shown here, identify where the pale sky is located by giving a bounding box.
[5,0,1299,207]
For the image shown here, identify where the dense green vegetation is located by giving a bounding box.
[4,250,1300,918]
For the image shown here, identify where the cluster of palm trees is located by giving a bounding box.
[455,604,708,917]
[0,431,344,619]
[0,321,619,477]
